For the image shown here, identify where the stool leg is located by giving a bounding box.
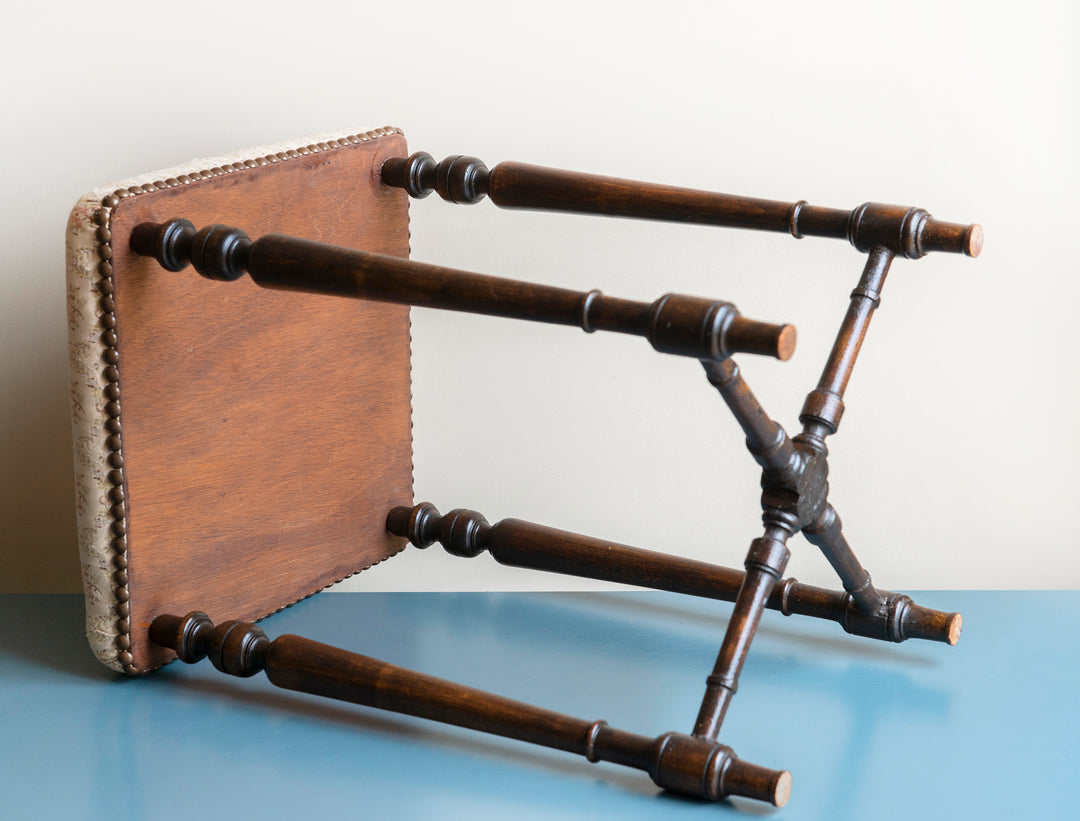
[150,611,793,807]
[803,504,885,615]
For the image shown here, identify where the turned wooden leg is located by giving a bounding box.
[150,612,793,807]
[800,246,894,446]
[387,502,961,645]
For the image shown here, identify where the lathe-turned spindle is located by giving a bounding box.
[381,152,983,259]
[150,611,793,807]
[130,219,795,363]
[385,502,961,645]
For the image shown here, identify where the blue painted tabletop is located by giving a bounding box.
[0,591,1075,820]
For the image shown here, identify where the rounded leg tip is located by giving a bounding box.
[776,324,797,361]
[964,225,983,258]
[947,612,963,645]
[772,771,793,807]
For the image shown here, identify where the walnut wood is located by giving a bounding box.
[388,151,974,752]
[385,503,961,645]
[802,505,882,615]
[692,528,791,739]
[131,221,796,362]
[108,134,413,672]
[701,359,800,484]
[114,142,978,812]
[151,612,792,806]
[382,153,983,259]
[800,246,894,442]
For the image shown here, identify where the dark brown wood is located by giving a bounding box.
[802,505,882,615]
[107,133,414,673]
[374,160,972,745]
[384,503,961,645]
[800,245,894,444]
[382,153,983,259]
[691,529,790,739]
[381,152,490,204]
[151,612,793,807]
[131,220,797,362]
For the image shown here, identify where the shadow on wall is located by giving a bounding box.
[0,313,81,592]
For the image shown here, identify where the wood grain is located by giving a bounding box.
[109,134,413,672]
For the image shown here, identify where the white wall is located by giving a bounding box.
[3,0,1076,592]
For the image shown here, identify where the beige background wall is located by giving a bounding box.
[2,1,1076,593]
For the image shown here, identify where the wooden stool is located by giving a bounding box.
[66,127,979,809]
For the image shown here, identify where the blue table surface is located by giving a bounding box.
[0,591,1075,820]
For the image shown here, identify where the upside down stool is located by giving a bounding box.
[66,126,981,809]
